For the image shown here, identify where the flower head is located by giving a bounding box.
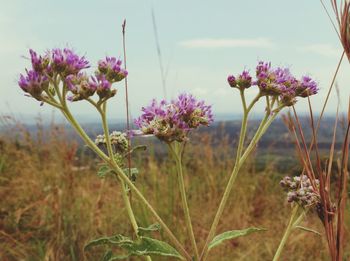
[227,61,319,107]
[97,56,128,83]
[280,175,320,208]
[135,94,213,142]
[95,131,128,154]
[227,75,236,87]
[65,73,96,101]
[29,49,50,73]
[18,69,49,101]
[51,48,89,76]
[91,74,116,100]
[236,70,252,89]
[295,76,319,97]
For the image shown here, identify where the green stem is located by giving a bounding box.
[200,103,283,261]
[273,205,303,261]
[100,103,151,261]
[169,142,199,261]
[59,104,190,260]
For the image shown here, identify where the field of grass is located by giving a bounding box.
[0,119,349,261]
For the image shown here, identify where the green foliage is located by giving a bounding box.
[97,164,112,178]
[122,167,139,182]
[137,223,161,236]
[124,145,147,157]
[295,226,321,236]
[85,234,184,260]
[208,227,267,250]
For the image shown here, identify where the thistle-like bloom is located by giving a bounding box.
[97,56,128,83]
[51,48,89,76]
[95,131,128,154]
[29,49,50,73]
[280,175,320,208]
[236,70,252,89]
[227,71,252,89]
[134,93,213,142]
[295,76,318,97]
[227,75,236,87]
[18,69,49,101]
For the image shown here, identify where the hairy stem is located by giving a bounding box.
[169,142,199,261]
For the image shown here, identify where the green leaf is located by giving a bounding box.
[84,234,133,250]
[97,164,112,178]
[208,227,266,250]
[137,223,161,236]
[101,250,113,261]
[125,237,184,259]
[85,234,184,260]
[122,168,139,182]
[124,145,147,157]
[295,226,321,236]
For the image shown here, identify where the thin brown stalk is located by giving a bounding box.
[122,19,132,180]
[336,99,350,260]
[292,107,317,183]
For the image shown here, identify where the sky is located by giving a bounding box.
[0,0,349,123]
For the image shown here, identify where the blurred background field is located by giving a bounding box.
[0,116,349,261]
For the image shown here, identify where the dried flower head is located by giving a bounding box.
[280,175,320,208]
[66,73,96,101]
[134,93,213,143]
[95,131,128,154]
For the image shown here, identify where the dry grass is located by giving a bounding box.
[0,120,349,261]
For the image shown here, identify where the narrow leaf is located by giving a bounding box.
[137,223,161,236]
[84,234,133,250]
[101,250,113,261]
[124,145,147,157]
[85,234,184,260]
[209,227,266,250]
[295,226,321,236]
[125,236,184,260]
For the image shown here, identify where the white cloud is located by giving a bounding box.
[179,37,274,49]
[299,43,342,57]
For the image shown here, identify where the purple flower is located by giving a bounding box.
[97,56,128,83]
[256,61,271,79]
[227,61,318,107]
[18,69,49,101]
[227,75,236,87]
[236,70,252,89]
[91,75,115,100]
[51,48,89,76]
[296,76,318,97]
[135,94,213,142]
[29,49,50,73]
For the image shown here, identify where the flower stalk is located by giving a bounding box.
[168,141,199,261]
[200,93,281,260]
[273,205,305,261]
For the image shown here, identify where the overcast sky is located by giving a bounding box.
[1,0,349,123]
